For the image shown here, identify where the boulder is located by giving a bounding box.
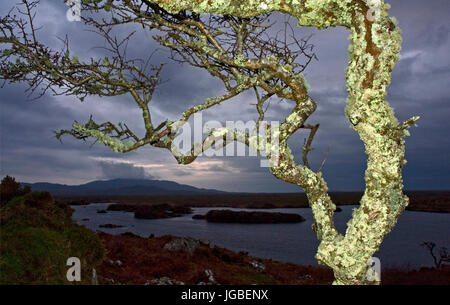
[250,260,265,272]
[205,269,217,284]
[163,237,200,255]
[197,270,217,285]
[91,268,99,285]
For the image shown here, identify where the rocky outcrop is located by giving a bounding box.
[91,268,99,285]
[204,209,305,223]
[148,277,185,285]
[197,269,217,285]
[163,237,200,255]
[250,260,265,272]
[105,258,123,267]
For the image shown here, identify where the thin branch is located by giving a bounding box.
[301,123,319,169]
[317,145,330,173]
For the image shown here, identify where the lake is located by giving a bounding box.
[72,204,450,270]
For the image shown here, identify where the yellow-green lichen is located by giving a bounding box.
[118,0,417,285]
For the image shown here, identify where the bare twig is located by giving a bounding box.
[317,145,330,173]
[421,242,450,270]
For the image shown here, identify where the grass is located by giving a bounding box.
[0,191,105,284]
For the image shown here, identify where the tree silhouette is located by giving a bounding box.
[0,175,31,204]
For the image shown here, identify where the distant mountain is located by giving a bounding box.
[22,178,227,197]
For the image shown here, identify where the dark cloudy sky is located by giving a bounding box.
[1,0,449,192]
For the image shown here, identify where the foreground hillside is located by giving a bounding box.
[0,191,104,284]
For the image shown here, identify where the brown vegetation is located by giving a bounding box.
[97,232,334,285]
[406,191,450,213]
[97,233,450,285]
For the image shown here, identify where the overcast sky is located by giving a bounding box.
[1,0,449,192]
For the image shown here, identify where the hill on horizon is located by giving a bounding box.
[22,178,228,197]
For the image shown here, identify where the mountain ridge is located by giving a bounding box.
[22,178,228,196]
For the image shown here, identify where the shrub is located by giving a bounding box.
[0,175,31,205]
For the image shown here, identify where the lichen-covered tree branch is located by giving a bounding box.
[0,0,419,285]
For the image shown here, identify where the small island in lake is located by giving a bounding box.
[107,203,194,219]
[135,204,192,219]
[99,224,125,228]
[194,209,305,224]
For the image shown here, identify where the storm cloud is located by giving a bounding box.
[99,161,153,180]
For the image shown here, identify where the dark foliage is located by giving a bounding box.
[0,175,31,205]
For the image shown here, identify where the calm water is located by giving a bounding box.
[72,204,450,270]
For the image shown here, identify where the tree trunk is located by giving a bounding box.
[135,0,418,284]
